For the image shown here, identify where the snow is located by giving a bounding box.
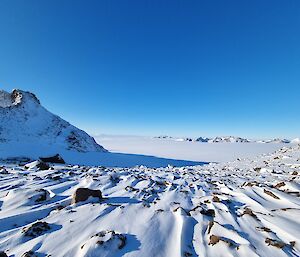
[291,138,300,144]
[155,135,294,144]
[0,89,106,152]
[1,89,299,256]
[96,135,288,163]
[0,144,299,256]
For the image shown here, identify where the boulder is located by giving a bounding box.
[22,221,51,237]
[72,188,102,204]
[39,154,65,164]
[25,160,50,171]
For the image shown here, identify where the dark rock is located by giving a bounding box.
[265,238,287,249]
[264,189,280,199]
[21,251,38,257]
[274,182,285,189]
[200,209,215,217]
[72,188,102,204]
[36,161,50,170]
[34,189,49,202]
[22,221,51,237]
[0,251,8,257]
[39,154,65,164]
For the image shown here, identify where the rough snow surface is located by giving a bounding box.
[0,145,299,256]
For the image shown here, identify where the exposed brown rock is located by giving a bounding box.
[208,234,239,249]
[256,226,271,232]
[22,221,50,237]
[212,196,221,202]
[264,189,280,199]
[244,181,259,187]
[243,207,257,218]
[72,188,102,204]
[265,238,287,249]
[209,235,220,245]
[274,182,285,189]
[207,221,214,234]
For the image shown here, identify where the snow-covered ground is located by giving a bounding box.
[1,89,299,256]
[96,135,288,163]
[0,144,299,257]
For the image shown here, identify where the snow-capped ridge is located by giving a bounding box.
[0,89,40,108]
[155,135,294,144]
[0,89,106,153]
[291,138,300,144]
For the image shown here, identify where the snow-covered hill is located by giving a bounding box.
[0,89,106,153]
[209,136,250,143]
[291,138,300,144]
[156,135,295,144]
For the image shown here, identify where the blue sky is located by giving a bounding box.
[0,1,299,138]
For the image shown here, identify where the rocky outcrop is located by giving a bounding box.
[72,188,102,204]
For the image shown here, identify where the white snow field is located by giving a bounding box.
[0,144,299,257]
[96,135,288,163]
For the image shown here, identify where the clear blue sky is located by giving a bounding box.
[0,1,299,138]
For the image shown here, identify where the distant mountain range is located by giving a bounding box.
[0,89,107,153]
[155,135,299,143]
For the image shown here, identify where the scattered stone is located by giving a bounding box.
[34,189,49,202]
[256,226,271,232]
[209,235,239,249]
[212,196,221,202]
[125,186,139,192]
[264,189,280,199]
[274,182,285,189]
[22,221,51,237]
[36,161,50,170]
[265,238,287,249]
[51,175,61,181]
[243,181,259,187]
[243,208,257,218]
[21,251,38,257]
[55,205,65,211]
[0,168,9,174]
[39,154,65,164]
[25,160,50,171]
[72,188,102,204]
[200,209,215,217]
[207,221,214,234]
[209,235,220,245]
[80,230,126,255]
